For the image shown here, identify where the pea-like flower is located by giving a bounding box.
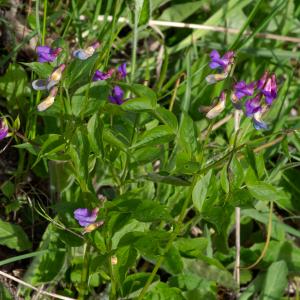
[37,87,58,112]
[206,50,235,84]
[73,41,100,60]
[74,208,99,227]
[257,72,277,105]
[0,119,8,141]
[206,91,227,119]
[245,95,267,130]
[36,46,62,63]
[117,63,127,79]
[231,81,256,108]
[93,69,114,81]
[209,50,235,72]
[32,64,66,91]
[108,85,124,105]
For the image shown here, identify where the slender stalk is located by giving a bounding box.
[234,109,241,288]
[78,243,90,300]
[42,0,48,45]
[137,179,196,300]
[131,3,139,83]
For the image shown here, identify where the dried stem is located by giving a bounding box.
[80,15,300,44]
[234,109,241,288]
[0,270,76,300]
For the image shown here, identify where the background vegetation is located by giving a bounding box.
[0,0,300,299]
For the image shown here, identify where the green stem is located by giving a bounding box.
[42,0,48,45]
[131,3,139,84]
[137,178,196,300]
[79,243,90,300]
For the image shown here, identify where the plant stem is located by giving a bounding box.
[137,179,196,300]
[42,0,48,45]
[131,2,139,84]
[79,243,90,300]
[234,109,241,288]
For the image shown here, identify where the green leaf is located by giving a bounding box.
[103,128,128,151]
[175,238,208,258]
[131,125,175,149]
[0,63,30,102]
[121,97,155,111]
[192,170,213,213]
[247,182,286,203]
[132,200,172,222]
[33,134,65,167]
[144,282,185,300]
[260,260,288,300]
[162,246,184,275]
[22,62,53,77]
[139,0,151,25]
[71,81,108,116]
[143,173,191,186]
[122,273,159,297]
[158,1,203,22]
[21,224,67,286]
[132,146,161,165]
[0,219,31,251]
[154,107,178,132]
[87,114,104,154]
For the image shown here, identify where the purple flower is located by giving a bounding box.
[32,64,66,91]
[118,63,127,79]
[108,86,124,105]
[259,73,277,105]
[93,69,114,81]
[0,119,8,140]
[245,95,262,117]
[36,46,62,63]
[73,41,100,60]
[209,50,234,73]
[74,208,99,227]
[233,81,256,99]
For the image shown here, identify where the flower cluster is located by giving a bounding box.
[93,63,127,105]
[32,42,127,111]
[205,49,278,130]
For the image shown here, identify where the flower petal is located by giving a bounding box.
[73,49,90,60]
[37,96,55,111]
[32,79,48,90]
[205,73,228,84]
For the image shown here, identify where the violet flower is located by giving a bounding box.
[73,41,100,60]
[209,50,234,72]
[36,46,62,63]
[257,72,277,105]
[245,95,268,130]
[206,91,227,119]
[108,86,124,105]
[231,81,256,109]
[74,208,99,227]
[93,69,114,81]
[32,64,66,91]
[245,95,262,117]
[37,87,58,112]
[0,119,8,141]
[206,50,235,84]
[118,63,127,79]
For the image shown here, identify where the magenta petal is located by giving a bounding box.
[36,46,51,54]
